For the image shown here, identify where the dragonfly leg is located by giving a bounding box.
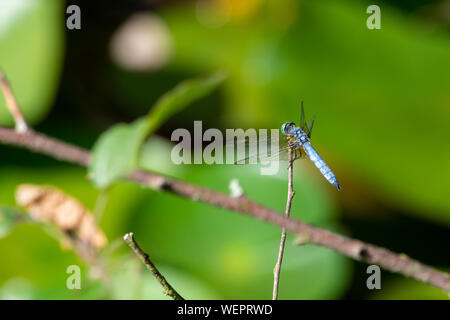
[286,148,300,169]
[293,148,302,161]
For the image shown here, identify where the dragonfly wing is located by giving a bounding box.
[235,145,291,164]
[233,135,309,164]
[253,141,307,163]
[300,102,307,129]
[300,102,316,138]
[306,115,316,138]
[233,134,291,164]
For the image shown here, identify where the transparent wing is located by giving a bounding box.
[306,115,315,137]
[299,102,316,138]
[234,145,291,164]
[300,102,307,130]
[231,134,308,164]
[227,132,290,164]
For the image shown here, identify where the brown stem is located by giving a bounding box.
[0,70,28,133]
[123,232,184,300]
[273,150,295,299]
[0,126,449,294]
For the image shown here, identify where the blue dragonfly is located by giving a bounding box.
[234,103,340,190]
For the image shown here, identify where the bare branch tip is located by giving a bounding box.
[123,232,134,241]
[0,70,29,133]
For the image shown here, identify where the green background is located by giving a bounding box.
[0,0,449,299]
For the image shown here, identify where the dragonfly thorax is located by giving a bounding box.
[281,122,309,149]
[281,122,309,144]
[290,127,309,146]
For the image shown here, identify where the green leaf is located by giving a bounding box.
[89,72,225,188]
[0,206,28,238]
[89,118,149,189]
[0,0,64,126]
[146,71,227,136]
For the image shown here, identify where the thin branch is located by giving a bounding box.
[123,232,184,300]
[273,150,295,300]
[0,127,449,294]
[0,70,28,133]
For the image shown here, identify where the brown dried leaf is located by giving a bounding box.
[15,184,107,249]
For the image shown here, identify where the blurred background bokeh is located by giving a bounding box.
[0,0,449,299]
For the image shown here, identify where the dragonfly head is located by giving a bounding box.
[281,122,296,135]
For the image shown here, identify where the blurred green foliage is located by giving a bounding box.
[160,0,450,224]
[0,142,351,299]
[0,206,28,238]
[89,117,149,188]
[0,0,449,300]
[130,161,351,299]
[89,72,225,188]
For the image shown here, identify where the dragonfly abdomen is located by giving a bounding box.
[303,142,340,190]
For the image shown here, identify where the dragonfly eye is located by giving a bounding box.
[281,122,295,135]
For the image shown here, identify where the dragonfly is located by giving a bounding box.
[234,103,341,190]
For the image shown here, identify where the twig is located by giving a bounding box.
[123,232,184,300]
[273,150,295,299]
[0,70,28,133]
[0,127,449,294]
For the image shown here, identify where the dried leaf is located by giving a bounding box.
[15,184,107,249]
